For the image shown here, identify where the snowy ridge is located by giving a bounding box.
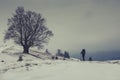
[0,45,120,80]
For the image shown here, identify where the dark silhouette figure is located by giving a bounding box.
[88,57,92,61]
[80,49,86,61]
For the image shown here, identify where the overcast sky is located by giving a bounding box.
[0,0,120,55]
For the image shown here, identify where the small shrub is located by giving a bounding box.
[52,56,55,60]
[17,55,23,61]
[55,56,58,60]
[1,60,4,62]
[25,63,31,66]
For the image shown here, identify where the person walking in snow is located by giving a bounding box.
[80,49,86,61]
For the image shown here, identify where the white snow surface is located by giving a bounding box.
[0,45,120,80]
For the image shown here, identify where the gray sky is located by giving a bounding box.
[0,0,120,55]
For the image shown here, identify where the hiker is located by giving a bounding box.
[80,49,86,61]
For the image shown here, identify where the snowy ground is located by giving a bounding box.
[0,45,120,80]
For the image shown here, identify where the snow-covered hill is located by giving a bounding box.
[0,45,120,80]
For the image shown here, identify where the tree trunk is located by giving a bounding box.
[23,45,29,54]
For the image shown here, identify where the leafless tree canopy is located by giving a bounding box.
[4,7,53,53]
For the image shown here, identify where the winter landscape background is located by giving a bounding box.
[0,45,120,80]
[0,0,120,60]
[0,0,120,80]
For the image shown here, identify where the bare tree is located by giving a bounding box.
[64,51,70,59]
[4,7,53,54]
[56,49,64,57]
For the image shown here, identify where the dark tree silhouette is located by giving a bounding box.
[4,7,53,54]
[64,51,70,59]
[80,49,86,61]
[56,49,64,57]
